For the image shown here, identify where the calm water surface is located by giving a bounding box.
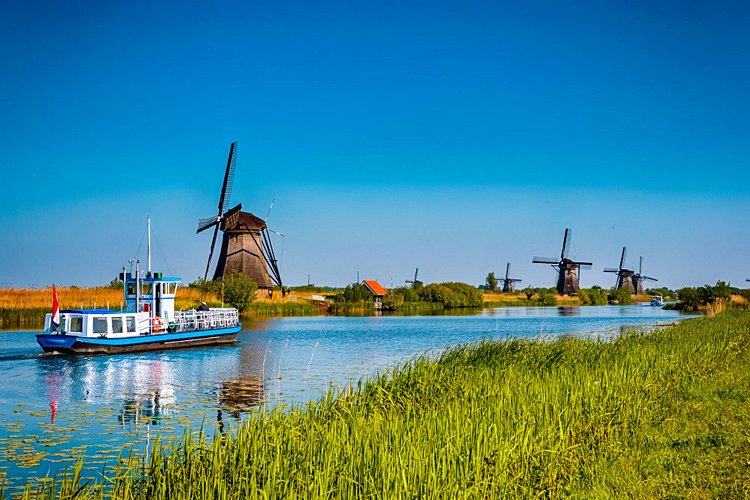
[0,305,688,491]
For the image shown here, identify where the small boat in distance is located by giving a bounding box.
[650,295,664,307]
[36,219,241,354]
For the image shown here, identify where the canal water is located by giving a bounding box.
[0,305,687,492]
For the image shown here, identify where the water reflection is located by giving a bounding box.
[557,307,580,317]
[218,375,264,422]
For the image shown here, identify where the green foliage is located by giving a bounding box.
[106,277,123,290]
[381,291,404,311]
[188,276,222,295]
[485,272,498,292]
[419,282,483,308]
[610,286,632,305]
[336,284,373,303]
[645,287,676,300]
[523,286,534,300]
[222,271,258,313]
[30,311,750,498]
[677,281,733,311]
[578,287,608,306]
[537,287,558,306]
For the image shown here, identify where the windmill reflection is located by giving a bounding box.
[217,375,264,431]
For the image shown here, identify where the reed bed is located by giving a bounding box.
[17,311,750,498]
[0,287,217,328]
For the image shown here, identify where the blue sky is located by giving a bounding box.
[1,0,748,290]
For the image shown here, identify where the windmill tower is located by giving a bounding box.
[405,268,422,287]
[632,256,657,294]
[196,142,283,290]
[532,228,592,295]
[502,263,522,293]
[603,246,636,292]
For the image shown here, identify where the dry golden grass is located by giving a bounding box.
[0,286,217,311]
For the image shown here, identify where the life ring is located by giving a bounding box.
[152,316,164,333]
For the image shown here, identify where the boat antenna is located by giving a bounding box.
[147,217,152,277]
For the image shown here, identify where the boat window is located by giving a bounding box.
[126,316,136,333]
[141,283,153,295]
[69,316,83,333]
[126,283,136,295]
[112,317,123,334]
[93,317,108,334]
[168,283,178,294]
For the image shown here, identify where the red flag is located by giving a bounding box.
[51,284,60,329]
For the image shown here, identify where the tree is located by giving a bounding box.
[610,286,632,305]
[222,271,258,313]
[485,272,498,292]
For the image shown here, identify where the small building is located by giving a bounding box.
[362,280,389,309]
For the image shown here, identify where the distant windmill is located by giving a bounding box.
[196,142,283,290]
[632,256,657,294]
[502,263,522,293]
[603,246,636,292]
[532,228,592,295]
[405,268,421,287]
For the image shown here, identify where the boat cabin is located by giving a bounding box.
[121,271,180,324]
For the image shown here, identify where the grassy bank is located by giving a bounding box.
[18,310,750,498]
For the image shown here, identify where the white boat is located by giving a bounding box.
[36,219,241,354]
[650,295,664,307]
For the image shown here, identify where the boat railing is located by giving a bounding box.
[173,309,239,332]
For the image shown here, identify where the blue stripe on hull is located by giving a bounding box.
[36,325,242,355]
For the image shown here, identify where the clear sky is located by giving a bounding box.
[1,0,748,290]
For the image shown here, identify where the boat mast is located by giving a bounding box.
[147,216,152,277]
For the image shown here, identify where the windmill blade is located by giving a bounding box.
[217,142,238,214]
[561,228,572,260]
[603,267,620,273]
[197,216,219,233]
[619,246,627,270]
[414,267,419,282]
[267,228,285,237]
[203,224,221,280]
[578,264,593,270]
[642,276,658,282]
[533,256,559,264]
[639,256,643,274]
[505,262,511,280]
[264,198,276,223]
[511,278,522,283]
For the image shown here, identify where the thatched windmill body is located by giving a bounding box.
[604,246,636,292]
[502,263,522,293]
[196,142,283,290]
[632,256,657,294]
[532,228,592,295]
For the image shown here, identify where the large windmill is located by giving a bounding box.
[632,256,657,294]
[502,263,522,293]
[603,246,636,292]
[196,142,283,291]
[532,228,592,295]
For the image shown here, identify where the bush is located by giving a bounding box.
[578,287,608,306]
[610,286,632,305]
[537,288,558,306]
[222,271,258,313]
[419,282,483,308]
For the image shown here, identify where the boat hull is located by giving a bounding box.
[36,326,241,354]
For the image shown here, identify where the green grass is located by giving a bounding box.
[243,301,322,317]
[18,311,750,498]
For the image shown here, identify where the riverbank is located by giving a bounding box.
[18,310,750,498]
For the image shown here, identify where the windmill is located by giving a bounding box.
[405,268,422,287]
[632,256,657,294]
[196,142,283,291]
[532,228,592,295]
[502,263,522,293]
[603,246,636,292]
